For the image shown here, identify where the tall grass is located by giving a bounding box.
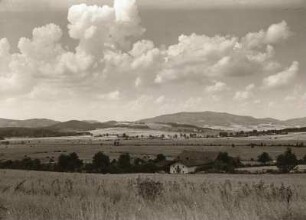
[0,170,305,220]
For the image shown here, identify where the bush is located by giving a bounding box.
[258,152,272,164]
[136,178,163,201]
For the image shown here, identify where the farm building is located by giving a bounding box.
[291,164,306,173]
[170,150,219,174]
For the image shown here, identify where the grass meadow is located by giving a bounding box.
[0,170,305,220]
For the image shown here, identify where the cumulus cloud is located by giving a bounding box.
[0,0,146,97]
[242,21,291,49]
[234,84,255,101]
[98,90,120,100]
[155,21,292,84]
[263,61,299,89]
[205,81,228,93]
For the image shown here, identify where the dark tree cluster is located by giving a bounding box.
[212,152,241,172]
[276,148,298,173]
[0,152,168,174]
[197,152,241,173]
[0,127,89,138]
[0,157,52,171]
[57,153,83,172]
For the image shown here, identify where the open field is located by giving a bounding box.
[0,170,305,220]
[1,132,306,163]
[0,133,306,162]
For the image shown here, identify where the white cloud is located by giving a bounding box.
[155,22,293,84]
[205,81,228,93]
[98,90,120,100]
[155,95,165,104]
[242,21,291,49]
[234,84,255,101]
[263,61,299,89]
[265,21,292,44]
[234,91,251,101]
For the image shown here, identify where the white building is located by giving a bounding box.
[170,150,219,174]
[170,162,198,174]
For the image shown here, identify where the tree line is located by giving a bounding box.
[0,152,168,174]
[0,127,89,138]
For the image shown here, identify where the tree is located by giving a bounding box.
[213,152,240,172]
[155,154,166,163]
[216,152,231,164]
[134,158,144,166]
[118,153,131,170]
[258,152,272,164]
[276,148,298,173]
[219,132,228,137]
[57,152,83,172]
[92,152,110,173]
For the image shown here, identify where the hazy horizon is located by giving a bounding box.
[1,0,305,121]
[1,109,306,122]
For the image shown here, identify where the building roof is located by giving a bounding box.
[155,160,173,168]
[175,150,219,167]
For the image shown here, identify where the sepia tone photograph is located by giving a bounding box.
[0,0,306,219]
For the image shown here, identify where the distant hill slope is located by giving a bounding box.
[283,117,306,127]
[139,112,306,130]
[0,118,59,128]
[48,120,117,131]
[47,120,149,132]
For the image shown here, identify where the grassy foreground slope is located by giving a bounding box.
[0,170,305,220]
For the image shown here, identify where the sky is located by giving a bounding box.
[0,0,305,121]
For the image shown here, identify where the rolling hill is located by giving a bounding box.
[139,111,306,131]
[1,111,306,133]
[283,117,306,127]
[0,118,59,128]
[48,120,119,131]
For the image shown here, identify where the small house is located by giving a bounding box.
[170,150,219,174]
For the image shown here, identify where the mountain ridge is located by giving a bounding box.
[1,111,306,131]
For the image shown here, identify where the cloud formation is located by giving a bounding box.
[263,61,299,89]
[0,0,303,120]
[234,84,255,101]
